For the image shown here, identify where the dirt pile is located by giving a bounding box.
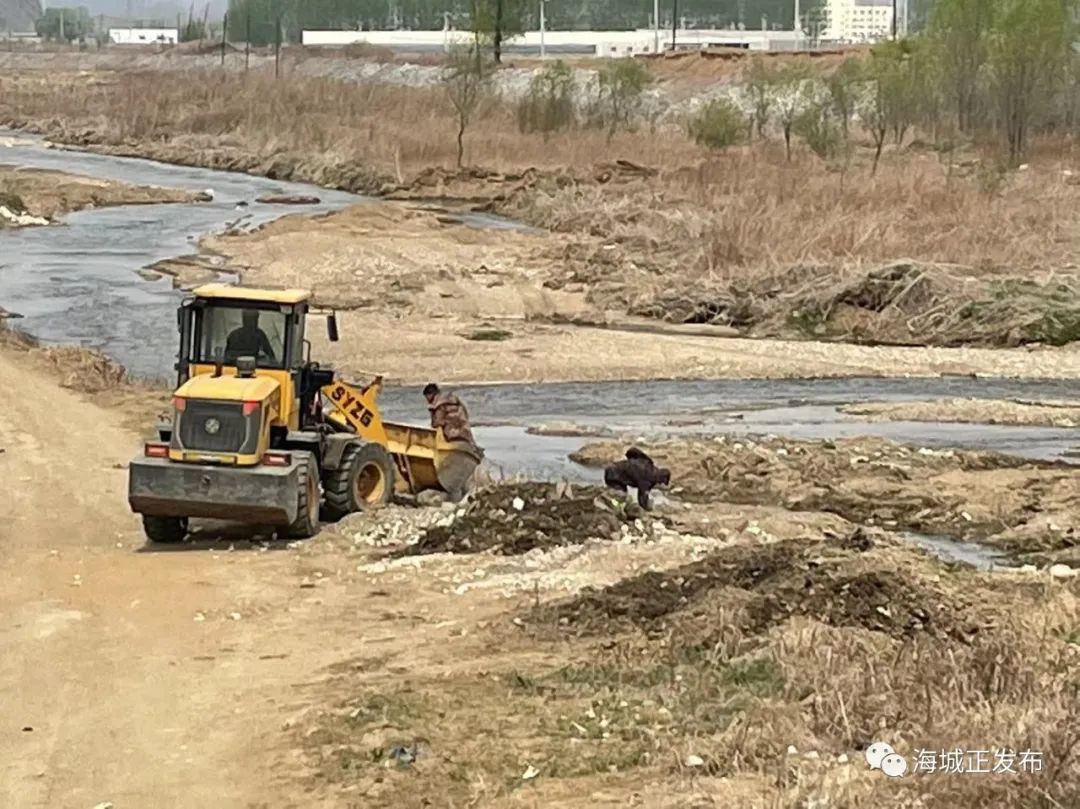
[534,534,992,645]
[397,482,662,557]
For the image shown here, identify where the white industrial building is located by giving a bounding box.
[303,28,806,56]
[820,0,894,42]
[108,27,178,45]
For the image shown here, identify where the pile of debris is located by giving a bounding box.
[533,534,994,645]
[627,261,1080,348]
[338,504,456,549]
[396,482,662,558]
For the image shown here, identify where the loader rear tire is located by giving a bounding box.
[285,452,320,539]
[323,441,395,521]
[143,515,188,544]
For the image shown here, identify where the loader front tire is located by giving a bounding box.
[323,441,395,521]
[143,515,188,544]
[285,452,320,539]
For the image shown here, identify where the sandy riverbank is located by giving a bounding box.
[0,159,202,230]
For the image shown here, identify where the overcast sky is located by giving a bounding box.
[71,0,227,16]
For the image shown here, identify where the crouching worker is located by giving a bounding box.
[603,447,671,511]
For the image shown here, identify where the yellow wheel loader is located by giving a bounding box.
[127,284,484,543]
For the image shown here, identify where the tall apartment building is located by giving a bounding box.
[820,0,895,42]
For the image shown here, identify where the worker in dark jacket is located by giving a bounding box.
[603,447,671,511]
[423,383,477,446]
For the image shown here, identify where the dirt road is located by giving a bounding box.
[0,348,357,808]
[0,345,567,809]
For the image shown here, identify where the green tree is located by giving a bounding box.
[826,57,862,136]
[926,0,993,133]
[793,99,843,162]
[518,60,576,137]
[36,7,93,43]
[592,58,651,140]
[688,98,746,151]
[470,0,526,64]
[858,41,922,174]
[444,43,494,168]
[743,57,776,139]
[985,0,1075,163]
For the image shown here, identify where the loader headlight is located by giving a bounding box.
[204,417,221,435]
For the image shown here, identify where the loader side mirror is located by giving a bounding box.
[327,312,339,343]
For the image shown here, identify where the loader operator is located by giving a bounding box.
[604,447,671,511]
[423,383,476,446]
[225,310,277,365]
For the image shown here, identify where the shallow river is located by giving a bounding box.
[1,135,1077,482]
[0,134,360,378]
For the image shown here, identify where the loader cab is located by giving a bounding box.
[175,284,336,433]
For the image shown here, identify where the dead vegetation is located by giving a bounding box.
[0,323,168,430]
[3,66,1080,346]
[302,531,1080,808]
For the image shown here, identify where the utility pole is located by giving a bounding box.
[274,15,281,78]
[221,11,227,66]
[539,0,545,58]
[653,0,659,53]
[244,11,250,70]
[794,0,800,47]
[671,0,677,51]
[892,0,898,38]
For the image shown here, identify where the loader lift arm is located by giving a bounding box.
[320,376,389,445]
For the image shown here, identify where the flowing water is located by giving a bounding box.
[1,135,1076,503]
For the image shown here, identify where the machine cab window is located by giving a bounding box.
[196,304,288,369]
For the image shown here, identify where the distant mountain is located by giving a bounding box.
[0,0,41,33]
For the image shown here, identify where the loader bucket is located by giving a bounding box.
[383,421,484,500]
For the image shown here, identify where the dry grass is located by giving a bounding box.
[504,145,1080,278]
[300,536,1080,808]
[4,65,1077,278]
[0,68,697,189]
[3,65,1079,346]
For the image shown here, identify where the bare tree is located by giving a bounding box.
[444,44,493,169]
[772,63,813,161]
